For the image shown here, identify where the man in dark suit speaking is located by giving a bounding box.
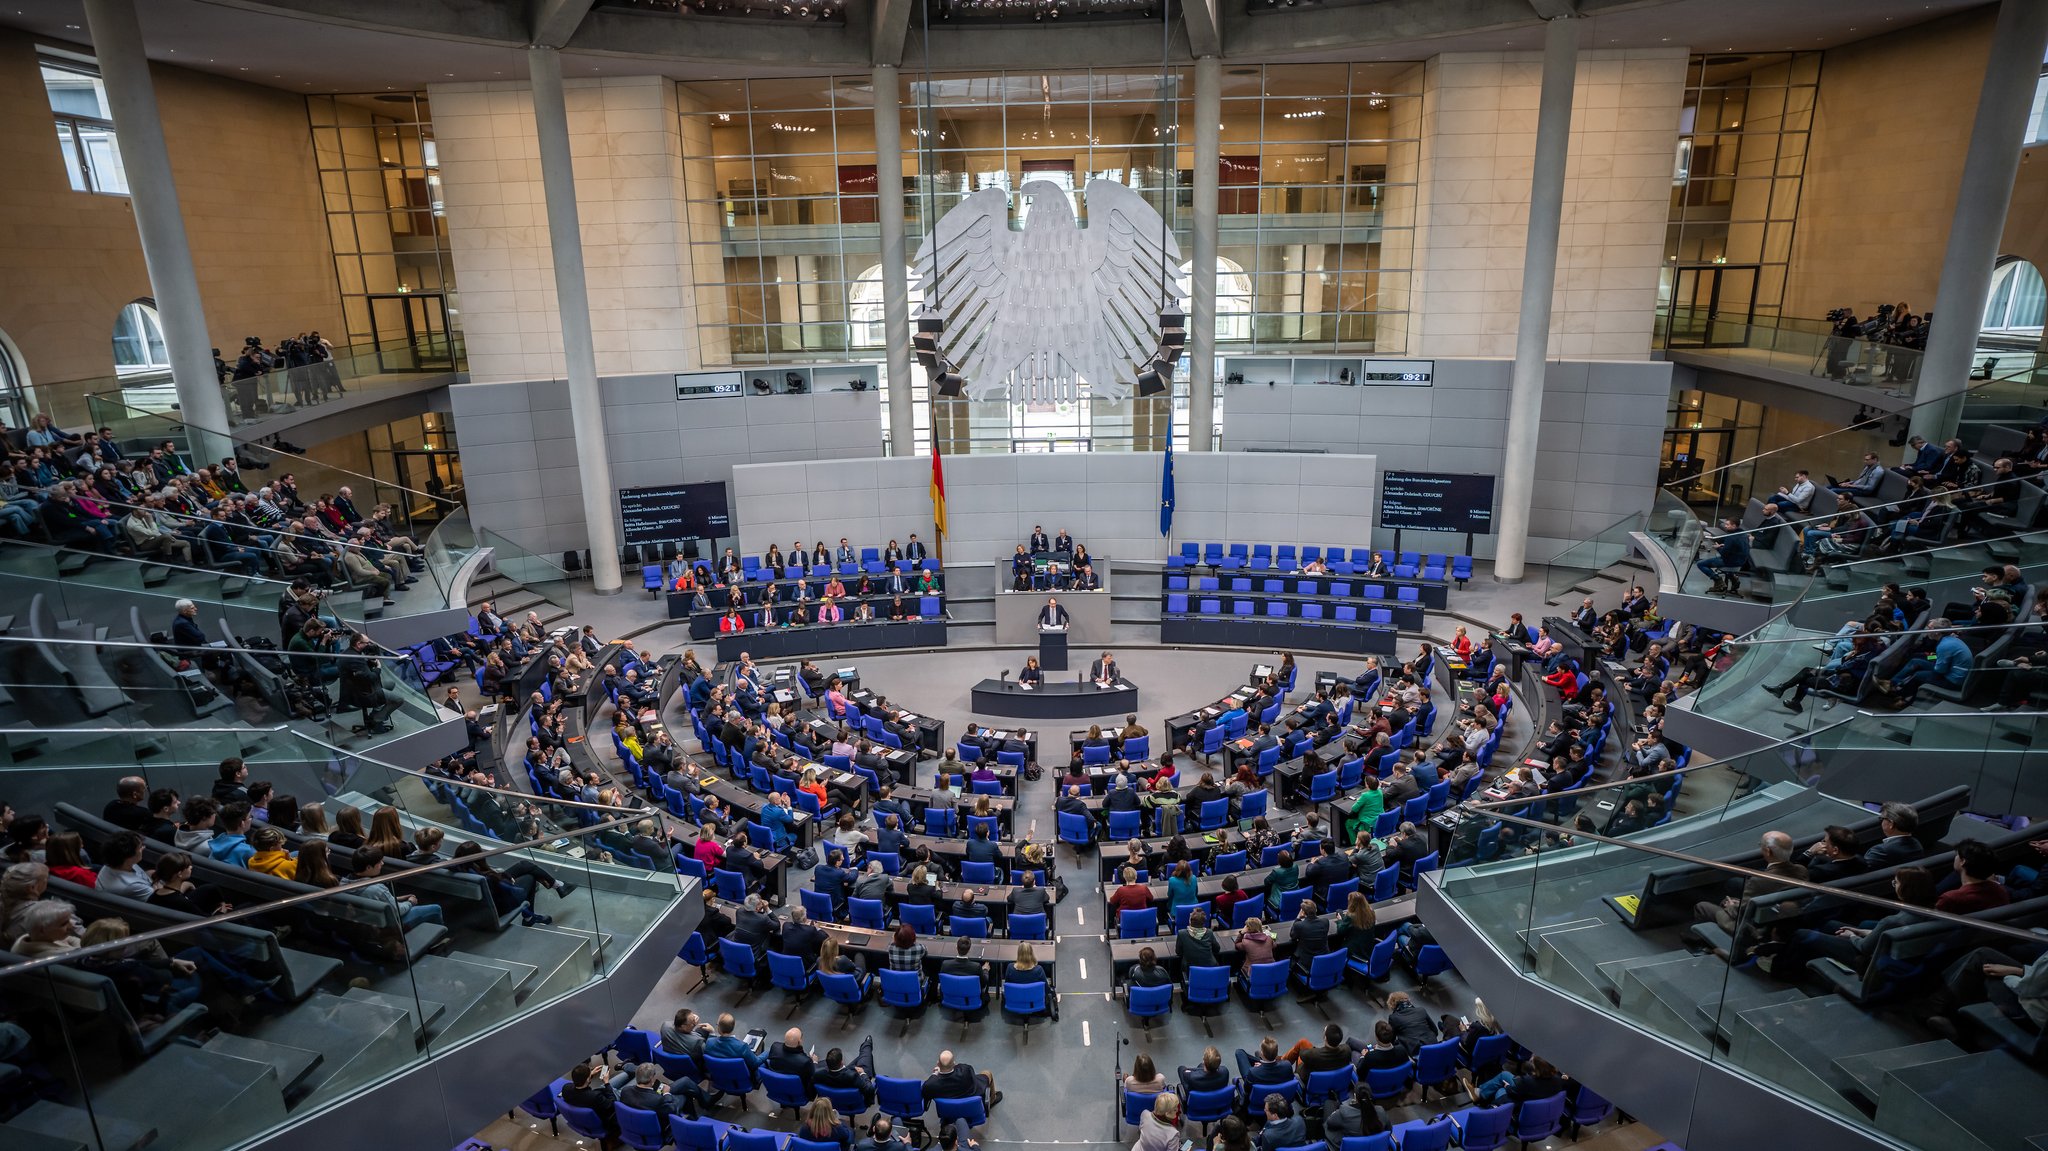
[1038,597,1069,629]
[1089,651,1120,686]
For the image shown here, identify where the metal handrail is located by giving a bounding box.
[0,631,426,669]
[1672,619,2048,648]
[0,807,658,981]
[1659,354,2042,493]
[1443,804,2048,950]
[0,723,653,818]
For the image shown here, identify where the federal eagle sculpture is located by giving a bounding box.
[912,178,1186,403]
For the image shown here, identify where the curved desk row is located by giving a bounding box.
[1159,613,1399,656]
[712,619,947,663]
[970,678,1139,720]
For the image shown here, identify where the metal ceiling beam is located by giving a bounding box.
[871,0,915,65]
[1182,0,1222,57]
[531,0,601,47]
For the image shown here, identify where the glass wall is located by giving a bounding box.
[304,93,462,374]
[1660,53,1818,347]
[677,64,1417,455]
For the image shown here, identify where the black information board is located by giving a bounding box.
[619,482,730,545]
[1378,471,1496,534]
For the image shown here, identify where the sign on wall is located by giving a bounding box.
[620,482,731,545]
[1378,471,1496,534]
[1362,358,1435,385]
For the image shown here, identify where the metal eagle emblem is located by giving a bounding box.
[913,178,1186,403]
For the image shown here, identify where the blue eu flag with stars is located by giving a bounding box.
[1159,402,1176,537]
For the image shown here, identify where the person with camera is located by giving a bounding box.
[286,617,343,684]
[339,632,399,735]
[229,342,266,421]
[1823,308,1860,380]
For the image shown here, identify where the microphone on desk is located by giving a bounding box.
[1000,669,1010,690]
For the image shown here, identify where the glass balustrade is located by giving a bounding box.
[1545,508,1651,604]
[1679,526,2048,731]
[1436,749,2048,1151]
[33,332,465,431]
[3,485,465,614]
[474,526,576,620]
[0,633,443,747]
[0,724,682,1151]
[0,540,369,631]
[81,393,458,539]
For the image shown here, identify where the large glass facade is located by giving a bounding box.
[1659,53,1819,347]
[305,93,462,374]
[678,63,1417,454]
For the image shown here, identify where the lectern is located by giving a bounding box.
[1038,626,1068,671]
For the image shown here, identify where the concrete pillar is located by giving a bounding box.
[1188,55,1221,451]
[82,0,234,466]
[873,65,917,457]
[1492,15,1579,583]
[1908,0,2048,445]
[527,46,622,594]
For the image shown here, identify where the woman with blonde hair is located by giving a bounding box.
[1133,1091,1182,1151]
[297,801,329,840]
[797,1097,852,1149]
[1003,940,1057,1020]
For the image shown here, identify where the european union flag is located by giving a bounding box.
[1159,403,1176,537]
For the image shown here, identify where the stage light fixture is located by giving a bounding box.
[1157,308,1186,352]
[783,371,808,394]
[934,368,965,397]
[751,377,772,394]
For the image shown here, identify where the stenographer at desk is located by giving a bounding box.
[1089,651,1121,687]
[1017,657,1044,689]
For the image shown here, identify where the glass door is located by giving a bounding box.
[366,291,454,372]
[1666,264,1761,348]
[390,448,463,523]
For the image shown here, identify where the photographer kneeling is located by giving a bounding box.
[339,633,400,735]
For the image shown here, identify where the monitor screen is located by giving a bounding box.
[1377,471,1497,534]
[618,482,731,545]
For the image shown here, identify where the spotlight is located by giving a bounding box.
[1136,366,1166,397]
[751,377,772,394]
[1157,308,1186,352]
[783,371,808,394]
[934,369,964,398]
[849,378,870,392]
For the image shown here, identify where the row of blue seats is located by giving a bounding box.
[1170,576,1429,601]
[1173,543,1471,583]
[1167,596,1405,624]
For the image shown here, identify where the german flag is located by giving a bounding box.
[929,444,947,545]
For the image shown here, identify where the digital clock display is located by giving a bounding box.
[1362,358,1434,386]
[674,372,745,400]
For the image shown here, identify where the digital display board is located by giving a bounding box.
[1361,358,1435,385]
[619,482,730,545]
[1378,471,1496,534]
